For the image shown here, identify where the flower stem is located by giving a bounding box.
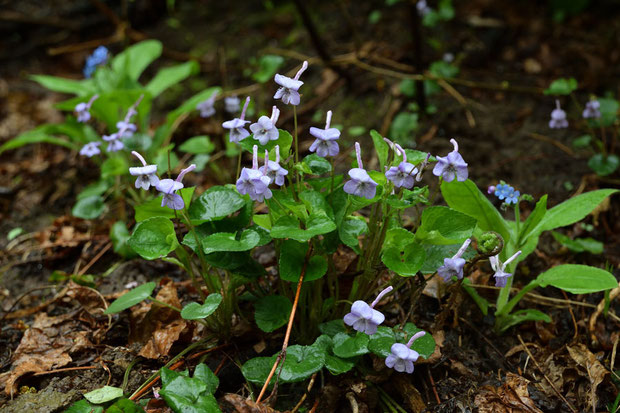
[293,105,301,193]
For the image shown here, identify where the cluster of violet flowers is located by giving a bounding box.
[78,95,143,157]
[549,98,601,129]
[128,150,196,210]
[344,286,427,374]
[83,46,109,78]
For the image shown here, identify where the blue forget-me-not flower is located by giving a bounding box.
[83,46,109,78]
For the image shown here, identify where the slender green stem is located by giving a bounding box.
[496,279,540,316]
[181,209,218,293]
[149,296,210,327]
[293,105,301,193]
[514,201,521,240]
[329,157,335,206]
[236,148,242,179]
[121,359,139,393]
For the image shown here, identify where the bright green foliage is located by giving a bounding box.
[160,365,221,413]
[104,282,156,314]
[254,295,292,332]
[83,386,124,404]
[128,217,179,260]
[181,294,223,320]
[544,77,578,95]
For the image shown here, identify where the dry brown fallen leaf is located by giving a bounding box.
[567,344,608,411]
[0,311,95,396]
[222,394,286,413]
[129,281,189,359]
[474,373,543,413]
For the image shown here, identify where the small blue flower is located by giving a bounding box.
[505,189,520,205]
[385,331,426,374]
[437,238,471,282]
[344,286,392,335]
[343,142,378,199]
[273,61,308,106]
[83,46,109,78]
[494,183,510,200]
[432,139,468,182]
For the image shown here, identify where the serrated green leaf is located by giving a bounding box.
[200,229,260,254]
[271,214,336,242]
[332,333,370,358]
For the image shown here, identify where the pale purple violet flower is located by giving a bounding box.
[156,164,196,210]
[432,138,468,182]
[490,251,522,288]
[196,91,218,118]
[549,100,568,129]
[416,0,431,16]
[385,143,418,189]
[385,331,426,374]
[79,141,101,157]
[259,145,288,186]
[274,61,308,106]
[129,151,159,190]
[225,96,240,113]
[250,106,280,145]
[437,238,471,282]
[309,110,340,157]
[344,286,392,335]
[487,185,496,194]
[74,94,99,123]
[103,133,123,152]
[582,99,601,119]
[343,142,378,199]
[222,97,251,143]
[236,145,272,202]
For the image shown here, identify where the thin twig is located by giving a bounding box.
[291,372,317,413]
[517,335,578,413]
[32,365,98,376]
[78,242,112,275]
[255,247,313,405]
[427,367,441,405]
